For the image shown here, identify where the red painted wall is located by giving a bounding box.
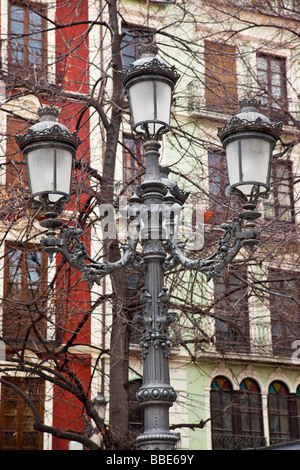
[51,0,93,449]
[55,0,90,94]
[52,357,92,450]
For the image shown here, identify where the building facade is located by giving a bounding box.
[0,0,299,450]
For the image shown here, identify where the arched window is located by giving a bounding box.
[211,376,233,391]
[211,376,234,449]
[210,376,265,449]
[268,381,291,444]
[239,378,265,447]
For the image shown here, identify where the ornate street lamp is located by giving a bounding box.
[122,44,179,139]
[84,392,108,442]
[16,45,282,450]
[16,108,80,206]
[92,392,108,422]
[218,97,282,203]
[218,98,282,251]
[15,108,81,260]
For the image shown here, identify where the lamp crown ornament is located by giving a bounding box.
[138,43,159,57]
[37,107,59,121]
[121,43,180,84]
[239,97,261,111]
[16,106,81,150]
[217,98,283,142]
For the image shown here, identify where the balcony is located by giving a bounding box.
[212,434,267,450]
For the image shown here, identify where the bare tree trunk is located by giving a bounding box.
[102,0,130,448]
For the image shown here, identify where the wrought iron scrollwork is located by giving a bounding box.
[39,185,261,286]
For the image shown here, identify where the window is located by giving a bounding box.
[122,25,154,68]
[210,376,265,450]
[211,376,235,449]
[128,379,143,435]
[268,381,292,444]
[257,54,288,123]
[0,377,44,450]
[239,378,265,446]
[6,116,29,190]
[264,161,295,224]
[204,41,238,114]
[268,381,300,445]
[214,267,250,353]
[208,151,229,223]
[123,135,144,196]
[3,243,47,342]
[207,151,241,225]
[268,269,300,356]
[8,1,47,75]
[128,378,144,449]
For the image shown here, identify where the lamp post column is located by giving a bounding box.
[135,140,179,450]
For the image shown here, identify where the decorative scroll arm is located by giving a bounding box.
[165,215,256,281]
[41,222,140,288]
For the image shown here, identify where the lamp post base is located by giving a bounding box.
[136,383,178,450]
[136,432,179,450]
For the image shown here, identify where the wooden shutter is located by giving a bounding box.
[205,41,238,114]
[214,267,249,353]
[6,116,29,189]
[122,135,144,196]
[3,243,47,342]
[0,377,44,450]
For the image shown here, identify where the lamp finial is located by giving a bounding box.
[239,97,261,112]
[37,107,60,122]
[138,43,159,58]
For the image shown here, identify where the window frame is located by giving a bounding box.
[3,242,48,342]
[210,376,235,449]
[256,53,288,123]
[213,266,250,353]
[122,134,144,196]
[204,41,239,114]
[0,377,45,450]
[121,24,154,68]
[207,150,242,225]
[268,269,300,357]
[264,160,295,225]
[267,381,300,445]
[210,376,265,450]
[8,0,47,75]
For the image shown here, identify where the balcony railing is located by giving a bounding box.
[212,434,267,450]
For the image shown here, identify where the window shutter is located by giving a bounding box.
[204,41,238,114]
[6,116,30,189]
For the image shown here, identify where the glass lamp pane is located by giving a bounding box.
[55,147,73,198]
[128,79,172,136]
[129,80,154,132]
[225,140,240,187]
[27,147,54,198]
[155,80,172,133]
[26,146,72,202]
[241,137,271,188]
[226,137,271,197]
[96,404,105,421]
